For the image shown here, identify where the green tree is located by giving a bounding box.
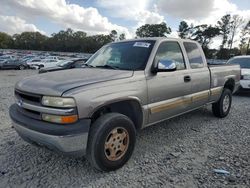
[49,28,75,51]
[136,22,171,38]
[228,15,244,49]
[0,28,125,53]
[110,30,118,41]
[239,20,250,54]
[178,21,190,39]
[13,32,48,50]
[217,14,231,48]
[190,24,220,57]
[0,32,14,49]
[119,33,126,41]
[73,31,87,39]
[83,34,113,53]
[191,25,220,49]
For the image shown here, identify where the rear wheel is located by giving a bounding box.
[212,88,232,118]
[87,113,136,171]
[19,65,25,70]
[38,65,44,69]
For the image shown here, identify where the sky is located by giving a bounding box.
[0,0,250,48]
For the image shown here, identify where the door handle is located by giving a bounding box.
[184,75,191,82]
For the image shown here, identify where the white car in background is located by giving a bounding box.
[27,57,65,69]
[26,59,43,68]
[228,55,250,90]
[41,59,62,68]
[44,56,66,61]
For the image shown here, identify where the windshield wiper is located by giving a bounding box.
[95,65,120,70]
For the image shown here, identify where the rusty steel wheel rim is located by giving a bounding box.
[223,95,230,113]
[104,127,129,161]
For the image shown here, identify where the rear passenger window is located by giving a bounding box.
[155,41,186,70]
[184,42,204,68]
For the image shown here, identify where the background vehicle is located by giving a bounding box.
[39,58,89,73]
[207,59,227,65]
[0,55,16,61]
[40,59,63,68]
[27,58,63,69]
[227,55,250,90]
[26,59,44,69]
[0,59,29,70]
[9,38,240,171]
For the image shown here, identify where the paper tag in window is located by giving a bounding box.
[133,42,151,48]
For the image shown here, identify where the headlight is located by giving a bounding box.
[42,114,78,124]
[42,96,76,107]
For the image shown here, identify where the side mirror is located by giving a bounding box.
[152,59,177,73]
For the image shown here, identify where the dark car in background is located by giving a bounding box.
[0,59,29,70]
[38,58,88,73]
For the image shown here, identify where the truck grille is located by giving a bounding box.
[15,89,41,104]
[15,89,42,120]
[14,89,76,121]
[17,106,41,120]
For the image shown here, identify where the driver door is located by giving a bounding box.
[3,60,13,68]
[147,41,192,124]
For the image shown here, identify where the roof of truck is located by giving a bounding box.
[113,37,197,44]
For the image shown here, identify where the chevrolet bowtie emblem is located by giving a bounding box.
[17,99,23,107]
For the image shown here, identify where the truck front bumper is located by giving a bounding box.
[9,104,91,156]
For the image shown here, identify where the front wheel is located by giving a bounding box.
[212,88,232,118]
[87,113,136,171]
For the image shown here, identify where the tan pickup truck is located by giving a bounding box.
[9,38,240,171]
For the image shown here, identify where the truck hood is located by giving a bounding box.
[241,68,250,75]
[16,68,133,96]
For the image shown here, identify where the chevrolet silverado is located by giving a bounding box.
[9,38,240,171]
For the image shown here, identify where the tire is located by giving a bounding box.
[212,88,232,118]
[38,65,44,69]
[19,65,25,70]
[87,113,136,171]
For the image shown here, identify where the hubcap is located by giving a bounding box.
[104,127,129,161]
[223,95,230,112]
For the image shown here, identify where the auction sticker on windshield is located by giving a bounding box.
[133,42,151,48]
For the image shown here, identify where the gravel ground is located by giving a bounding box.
[0,70,249,188]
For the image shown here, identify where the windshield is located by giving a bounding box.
[228,57,250,69]
[86,40,155,70]
[0,56,11,59]
[57,60,72,67]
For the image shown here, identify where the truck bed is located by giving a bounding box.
[208,64,241,95]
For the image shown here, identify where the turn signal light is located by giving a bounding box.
[42,114,78,124]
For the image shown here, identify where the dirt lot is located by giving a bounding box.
[0,70,249,188]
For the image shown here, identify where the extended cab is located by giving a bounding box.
[9,38,240,171]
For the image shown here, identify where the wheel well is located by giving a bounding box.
[91,100,143,130]
[224,79,235,92]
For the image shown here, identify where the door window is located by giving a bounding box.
[183,42,204,69]
[155,41,186,70]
